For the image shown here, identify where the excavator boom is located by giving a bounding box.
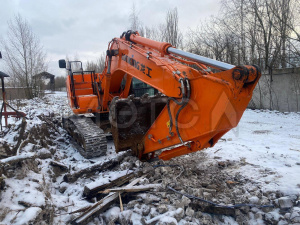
[60,30,261,160]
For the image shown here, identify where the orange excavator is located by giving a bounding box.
[59,30,261,161]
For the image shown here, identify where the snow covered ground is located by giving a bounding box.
[0,92,299,224]
[207,109,300,195]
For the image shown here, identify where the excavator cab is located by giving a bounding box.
[61,59,103,114]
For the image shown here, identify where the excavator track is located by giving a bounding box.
[63,115,107,158]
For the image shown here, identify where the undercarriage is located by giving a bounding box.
[62,115,107,158]
[63,94,167,159]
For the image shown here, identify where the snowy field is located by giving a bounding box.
[0,92,299,225]
[208,109,300,195]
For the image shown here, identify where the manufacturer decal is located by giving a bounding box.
[122,54,152,78]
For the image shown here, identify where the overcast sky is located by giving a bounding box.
[0,0,220,76]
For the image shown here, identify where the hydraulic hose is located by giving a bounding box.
[175,79,191,144]
[167,79,186,134]
[167,78,191,145]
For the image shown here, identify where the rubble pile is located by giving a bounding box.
[81,155,298,225]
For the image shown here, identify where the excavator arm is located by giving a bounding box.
[60,30,261,160]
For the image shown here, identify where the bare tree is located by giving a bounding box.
[129,3,144,36]
[144,25,163,42]
[55,76,66,91]
[189,0,299,70]
[86,52,106,73]
[164,8,183,48]
[269,0,300,65]
[97,52,106,73]
[2,14,47,98]
[186,18,240,64]
[127,6,183,47]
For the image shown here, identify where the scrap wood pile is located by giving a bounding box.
[68,163,226,225]
[58,153,300,225]
[0,147,296,225]
[72,171,160,225]
[55,154,277,225]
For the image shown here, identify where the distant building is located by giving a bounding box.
[33,71,55,92]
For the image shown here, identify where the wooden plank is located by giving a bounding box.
[83,172,135,198]
[50,160,69,171]
[119,192,123,212]
[63,151,130,183]
[72,175,145,225]
[100,184,161,194]
[0,153,35,165]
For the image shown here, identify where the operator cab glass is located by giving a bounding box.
[130,78,158,97]
[120,76,158,97]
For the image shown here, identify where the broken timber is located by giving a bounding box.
[37,115,61,134]
[72,175,146,225]
[0,152,50,177]
[100,184,161,194]
[12,118,27,155]
[63,151,131,183]
[0,153,35,166]
[83,171,136,198]
[50,160,69,171]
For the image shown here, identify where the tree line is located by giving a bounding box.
[186,0,300,72]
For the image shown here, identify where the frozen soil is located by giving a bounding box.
[0,92,300,225]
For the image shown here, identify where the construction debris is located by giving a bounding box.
[0,150,52,170]
[72,176,147,225]
[0,152,35,166]
[50,160,69,171]
[83,171,136,198]
[100,184,161,194]
[63,151,131,183]
[142,208,184,225]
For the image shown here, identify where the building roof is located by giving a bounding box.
[0,71,9,78]
[34,71,55,79]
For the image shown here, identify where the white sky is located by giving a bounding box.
[0,0,220,76]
